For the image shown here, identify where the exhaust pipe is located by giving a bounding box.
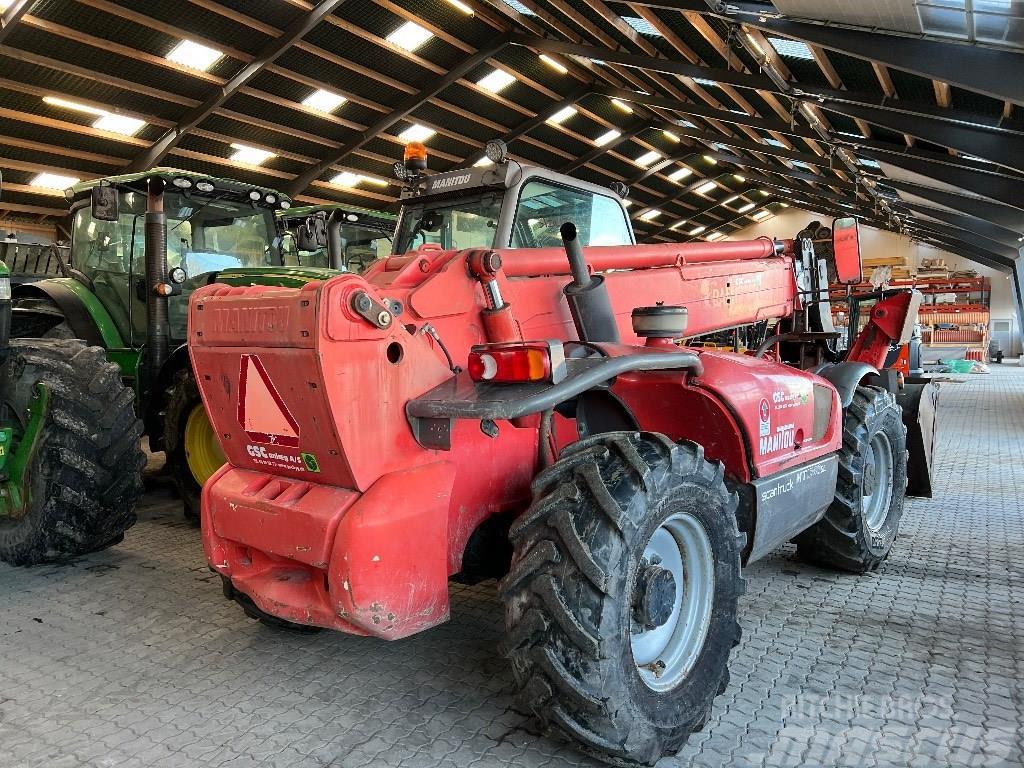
[327,211,344,271]
[560,222,619,343]
[145,178,169,387]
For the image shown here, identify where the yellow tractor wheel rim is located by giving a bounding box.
[183,404,226,486]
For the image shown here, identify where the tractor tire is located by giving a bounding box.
[164,368,225,524]
[0,339,144,566]
[500,432,744,766]
[795,386,908,573]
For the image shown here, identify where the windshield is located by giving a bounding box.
[70,190,277,344]
[393,194,501,254]
[282,221,392,272]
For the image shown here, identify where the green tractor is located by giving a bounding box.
[0,179,144,565]
[9,170,332,520]
[10,170,397,521]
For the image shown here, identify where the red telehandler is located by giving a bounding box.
[187,147,935,765]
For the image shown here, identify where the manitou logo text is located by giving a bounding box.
[214,305,289,335]
[429,173,471,191]
[701,274,762,308]
[759,423,795,455]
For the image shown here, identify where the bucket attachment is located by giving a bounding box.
[898,381,938,497]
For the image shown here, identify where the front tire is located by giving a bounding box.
[0,339,144,565]
[500,432,744,766]
[796,386,908,572]
[164,368,225,523]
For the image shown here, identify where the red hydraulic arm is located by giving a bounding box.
[847,291,922,369]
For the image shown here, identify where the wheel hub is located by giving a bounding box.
[631,513,715,692]
[634,561,677,630]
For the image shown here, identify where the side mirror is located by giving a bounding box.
[832,216,863,285]
[91,186,119,222]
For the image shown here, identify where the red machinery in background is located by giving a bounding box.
[188,216,933,765]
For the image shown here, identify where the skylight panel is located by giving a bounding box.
[693,77,718,87]
[623,16,662,36]
[752,210,772,220]
[502,0,534,15]
[166,40,223,72]
[477,69,516,93]
[30,172,80,190]
[858,157,881,169]
[302,89,346,114]
[93,114,146,136]
[689,225,706,235]
[594,129,621,147]
[387,21,433,52]
[639,209,662,221]
[694,181,718,195]
[706,231,726,241]
[547,106,577,125]
[764,138,786,147]
[767,37,814,60]
[230,144,275,165]
[635,150,661,168]
[398,123,436,143]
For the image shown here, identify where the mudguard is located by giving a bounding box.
[898,382,938,498]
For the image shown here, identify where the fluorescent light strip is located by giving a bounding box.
[689,225,706,235]
[706,231,726,241]
[752,210,772,220]
[738,202,755,212]
[668,167,693,182]
[638,209,661,221]
[610,98,633,113]
[446,0,474,14]
[694,181,717,194]
[593,129,621,147]
[93,114,146,136]
[539,54,568,73]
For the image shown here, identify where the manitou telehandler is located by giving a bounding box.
[187,144,936,765]
[0,176,143,565]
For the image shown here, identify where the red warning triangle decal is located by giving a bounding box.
[237,354,299,447]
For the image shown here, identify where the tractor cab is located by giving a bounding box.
[392,140,635,254]
[279,204,395,272]
[63,169,291,346]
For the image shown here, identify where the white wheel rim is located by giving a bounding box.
[631,512,715,692]
[863,431,894,532]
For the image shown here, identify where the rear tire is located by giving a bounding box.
[796,386,907,573]
[500,432,744,766]
[164,368,224,524]
[0,339,144,565]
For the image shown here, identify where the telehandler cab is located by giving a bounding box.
[187,144,937,764]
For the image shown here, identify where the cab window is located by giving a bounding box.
[511,181,632,248]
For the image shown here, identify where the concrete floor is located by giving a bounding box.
[1,365,1022,768]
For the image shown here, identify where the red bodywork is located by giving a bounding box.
[189,238,844,637]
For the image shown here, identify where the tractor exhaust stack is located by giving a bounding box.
[560,222,620,343]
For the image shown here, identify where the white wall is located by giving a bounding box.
[725,208,1020,353]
